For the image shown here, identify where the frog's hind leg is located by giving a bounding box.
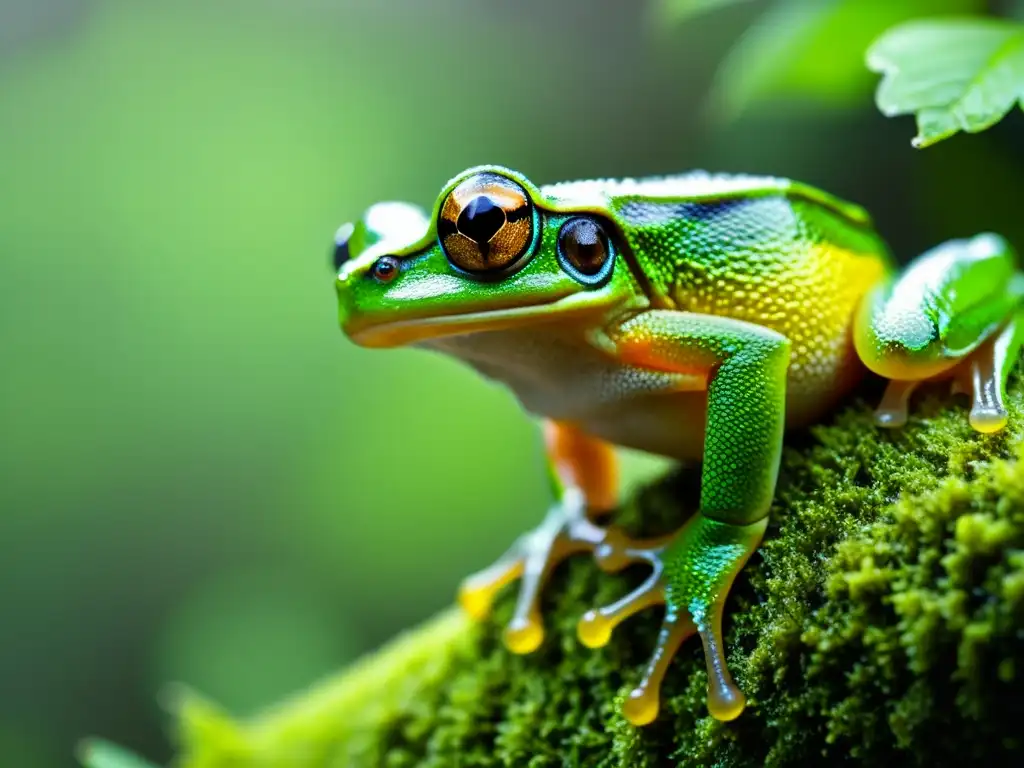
[854,233,1024,432]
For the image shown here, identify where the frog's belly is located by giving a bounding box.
[574,391,709,460]
[420,325,860,462]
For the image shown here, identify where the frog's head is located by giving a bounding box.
[334,166,640,348]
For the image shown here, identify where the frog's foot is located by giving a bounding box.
[874,314,1024,433]
[875,313,1024,433]
[457,488,605,654]
[577,513,767,725]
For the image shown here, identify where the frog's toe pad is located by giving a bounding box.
[503,615,544,654]
[970,406,1008,434]
[708,678,746,721]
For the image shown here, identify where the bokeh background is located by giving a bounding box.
[2,0,1023,765]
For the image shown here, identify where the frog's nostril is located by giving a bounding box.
[332,222,355,271]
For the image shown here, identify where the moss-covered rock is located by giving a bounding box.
[85,366,1024,767]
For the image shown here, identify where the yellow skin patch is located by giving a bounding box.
[676,242,887,419]
[334,165,1024,727]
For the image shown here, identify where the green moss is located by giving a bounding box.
[88,365,1024,767]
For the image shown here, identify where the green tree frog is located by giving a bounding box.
[333,166,1024,725]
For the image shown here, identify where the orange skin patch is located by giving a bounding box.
[544,421,619,513]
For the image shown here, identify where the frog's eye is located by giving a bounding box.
[557,217,614,286]
[438,173,533,273]
[371,255,400,283]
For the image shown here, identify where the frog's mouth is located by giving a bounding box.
[345,291,626,348]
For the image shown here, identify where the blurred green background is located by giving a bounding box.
[2,0,1023,765]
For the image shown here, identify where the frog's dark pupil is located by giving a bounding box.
[457,195,506,246]
[562,218,607,275]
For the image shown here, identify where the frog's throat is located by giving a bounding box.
[347,292,642,349]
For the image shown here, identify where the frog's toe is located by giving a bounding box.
[459,495,606,654]
[949,327,1016,434]
[873,378,919,428]
[577,565,665,649]
[622,598,746,724]
[503,613,545,654]
[458,533,550,653]
[970,406,1008,434]
[502,534,560,654]
[457,539,525,621]
[955,355,1009,435]
[623,611,697,725]
[665,514,767,722]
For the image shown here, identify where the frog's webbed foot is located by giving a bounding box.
[457,489,605,653]
[577,513,767,725]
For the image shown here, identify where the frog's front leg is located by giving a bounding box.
[457,422,618,653]
[855,233,1024,432]
[579,311,789,725]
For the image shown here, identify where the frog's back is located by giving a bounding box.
[542,172,894,421]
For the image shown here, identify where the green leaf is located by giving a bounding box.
[868,18,1024,147]
[77,739,161,768]
[654,0,755,26]
[706,0,980,122]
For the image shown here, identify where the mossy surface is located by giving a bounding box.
[94,366,1024,767]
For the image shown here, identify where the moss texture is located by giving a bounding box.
[87,365,1024,767]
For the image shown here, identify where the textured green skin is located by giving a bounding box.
[612,311,789,523]
[335,165,1024,723]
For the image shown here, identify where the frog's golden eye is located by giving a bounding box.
[438,173,533,273]
[557,217,614,286]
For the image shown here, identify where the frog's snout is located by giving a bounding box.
[336,262,366,344]
[333,200,431,348]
